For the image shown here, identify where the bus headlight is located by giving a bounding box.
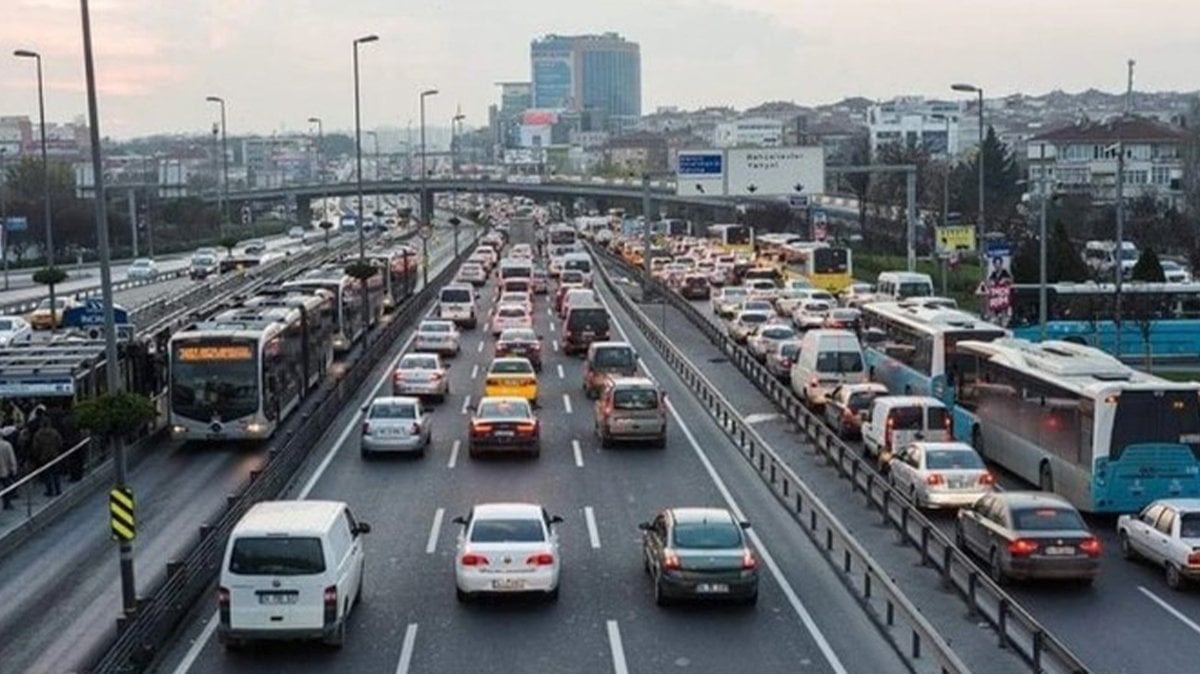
[244,422,266,435]
[171,425,188,436]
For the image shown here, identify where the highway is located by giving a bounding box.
[605,256,1200,674]
[0,228,467,674]
[157,221,907,674]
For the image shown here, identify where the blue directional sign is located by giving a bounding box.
[4,216,28,232]
[63,299,130,328]
[677,152,723,176]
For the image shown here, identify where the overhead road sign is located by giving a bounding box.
[109,486,136,541]
[675,151,725,196]
[5,216,28,232]
[726,147,824,197]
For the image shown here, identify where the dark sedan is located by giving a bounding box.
[639,507,758,605]
[495,328,543,371]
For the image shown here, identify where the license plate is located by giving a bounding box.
[582,332,594,338]
[376,428,401,436]
[695,583,729,594]
[492,578,525,590]
[259,593,298,605]
[1044,546,1075,556]
[495,430,514,437]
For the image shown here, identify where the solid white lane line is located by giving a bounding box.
[395,623,419,674]
[425,508,445,554]
[557,363,565,379]
[572,439,584,467]
[606,620,629,674]
[563,394,573,414]
[447,440,460,469]
[552,339,560,352]
[1140,586,1200,636]
[585,506,601,549]
[461,395,471,415]
[470,364,479,379]
[605,288,849,674]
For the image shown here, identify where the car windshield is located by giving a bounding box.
[672,520,742,549]
[470,518,545,543]
[816,351,863,373]
[724,289,748,298]
[229,537,325,576]
[501,329,537,343]
[763,327,795,339]
[847,391,878,410]
[370,403,418,419]
[193,256,215,265]
[740,313,769,325]
[477,399,532,419]
[924,449,984,470]
[498,307,526,318]
[612,387,658,410]
[421,323,452,333]
[0,320,13,331]
[401,356,438,370]
[441,289,471,303]
[561,271,584,283]
[491,360,533,374]
[780,343,801,358]
[594,347,635,368]
[1012,507,1086,531]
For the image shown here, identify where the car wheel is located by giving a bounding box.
[456,587,471,603]
[323,620,345,649]
[988,549,1008,586]
[1167,563,1187,591]
[546,586,560,602]
[653,435,667,449]
[1119,532,1137,560]
[600,433,613,449]
[742,589,759,606]
[356,566,365,605]
[653,576,671,607]
[360,447,372,460]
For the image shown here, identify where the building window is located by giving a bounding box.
[1123,169,1148,185]
[1151,166,1173,186]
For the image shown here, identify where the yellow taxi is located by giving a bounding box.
[483,357,539,405]
[28,298,74,330]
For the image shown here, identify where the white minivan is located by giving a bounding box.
[861,396,952,462]
[789,329,866,409]
[219,500,370,649]
[439,284,478,329]
[876,272,934,301]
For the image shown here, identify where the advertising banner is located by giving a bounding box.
[979,242,1014,325]
[935,225,977,255]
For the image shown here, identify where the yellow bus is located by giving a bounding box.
[774,244,853,292]
[706,224,754,255]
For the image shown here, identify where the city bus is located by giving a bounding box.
[547,223,579,247]
[1009,282,1200,361]
[168,300,333,441]
[369,246,419,311]
[242,289,336,386]
[798,247,853,292]
[950,338,1200,513]
[860,302,1008,401]
[706,224,754,255]
[283,266,369,353]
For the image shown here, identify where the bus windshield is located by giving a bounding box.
[1110,391,1200,461]
[813,248,849,274]
[171,340,259,422]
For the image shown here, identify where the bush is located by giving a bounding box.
[343,259,378,280]
[32,266,68,285]
[75,392,157,438]
[1131,248,1166,283]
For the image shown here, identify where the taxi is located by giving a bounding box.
[483,357,539,405]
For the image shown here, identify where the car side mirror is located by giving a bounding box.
[636,521,653,531]
[549,515,564,525]
[451,515,467,525]
[354,522,372,535]
[739,521,751,530]
[360,405,368,413]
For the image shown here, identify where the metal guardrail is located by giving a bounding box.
[593,245,1091,674]
[0,269,193,317]
[592,250,970,674]
[90,230,479,673]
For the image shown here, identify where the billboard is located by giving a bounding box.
[978,241,1014,326]
[675,150,724,196]
[726,147,824,197]
[934,225,977,255]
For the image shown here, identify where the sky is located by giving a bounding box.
[2,0,1198,139]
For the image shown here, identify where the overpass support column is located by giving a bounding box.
[296,198,312,227]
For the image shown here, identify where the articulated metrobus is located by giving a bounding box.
[706,224,754,255]
[283,266,374,353]
[951,338,1200,513]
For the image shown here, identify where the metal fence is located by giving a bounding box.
[90,231,479,673]
[593,245,1091,674]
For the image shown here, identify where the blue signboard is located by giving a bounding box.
[63,299,130,328]
[678,153,723,176]
[4,216,28,232]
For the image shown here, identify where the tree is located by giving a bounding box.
[1049,219,1089,282]
[953,127,1023,236]
[1130,247,1166,282]
[32,267,68,285]
[217,235,240,257]
[75,391,158,441]
[843,132,872,238]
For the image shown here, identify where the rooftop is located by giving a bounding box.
[1031,116,1187,143]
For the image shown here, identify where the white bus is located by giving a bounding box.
[951,338,1200,513]
[861,302,1007,400]
[283,266,370,353]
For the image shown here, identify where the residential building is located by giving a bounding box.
[1027,116,1187,207]
[603,131,668,174]
[713,117,784,148]
[867,97,964,157]
[0,116,32,156]
[530,33,641,130]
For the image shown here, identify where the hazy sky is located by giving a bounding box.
[2,0,1198,138]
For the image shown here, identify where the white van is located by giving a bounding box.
[876,272,934,301]
[219,500,370,649]
[789,329,866,409]
[1082,240,1138,277]
[562,253,593,286]
[439,284,478,329]
[861,396,952,461]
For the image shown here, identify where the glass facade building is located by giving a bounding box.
[530,33,641,128]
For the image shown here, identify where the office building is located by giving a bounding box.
[713,117,785,148]
[530,33,641,130]
[867,97,965,158]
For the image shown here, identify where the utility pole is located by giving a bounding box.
[1038,142,1048,341]
[0,147,8,290]
[127,189,138,258]
[1115,59,1134,358]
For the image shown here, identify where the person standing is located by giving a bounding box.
[0,428,17,509]
[31,420,64,498]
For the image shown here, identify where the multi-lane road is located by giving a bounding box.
[156,221,908,674]
[0,227,465,674]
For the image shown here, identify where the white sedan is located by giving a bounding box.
[1118,498,1200,589]
[392,352,450,401]
[886,441,994,509]
[792,299,833,331]
[747,323,798,362]
[490,303,533,336]
[0,316,33,346]
[126,258,158,280]
[453,502,562,602]
[414,320,461,356]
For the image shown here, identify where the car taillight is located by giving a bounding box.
[323,585,338,625]
[809,376,820,387]
[517,421,537,434]
[780,358,792,368]
[461,553,490,566]
[430,372,444,380]
[526,552,555,566]
[1008,538,1039,557]
[663,550,682,570]
[472,423,493,434]
[1079,537,1102,558]
[741,549,757,570]
[978,472,996,486]
[361,422,371,434]
[926,473,945,486]
[393,371,405,380]
[1187,549,1200,566]
[217,586,230,608]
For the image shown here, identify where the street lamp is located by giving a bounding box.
[419,88,439,288]
[365,129,381,220]
[14,48,58,333]
[352,34,379,260]
[308,116,330,243]
[951,83,985,233]
[0,147,9,288]
[204,96,229,234]
[450,111,465,255]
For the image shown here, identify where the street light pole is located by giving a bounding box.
[352,34,379,260]
[951,83,986,233]
[204,96,229,235]
[80,0,136,617]
[451,110,465,256]
[14,49,57,333]
[307,116,329,242]
[419,88,439,288]
[1038,142,1049,341]
[365,129,380,221]
[0,147,8,290]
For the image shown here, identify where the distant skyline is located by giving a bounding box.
[2,0,1198,138]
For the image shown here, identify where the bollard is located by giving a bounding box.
[167,560,185,579]
[1032,630,1044,669]
[966,571,979,618]
[881,488,891,525]
[886,599,895,626]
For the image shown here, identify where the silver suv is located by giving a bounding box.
[594,377,667,448]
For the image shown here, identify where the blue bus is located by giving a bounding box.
[1009,282,1200,362]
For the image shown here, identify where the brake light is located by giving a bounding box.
[393,371,405,381]
[461,553,490,566]
[926,473,945,486]
[978,472,996,486]
[741,549,758,570]
[526,552,555,566]
[780,358,792,368]
[472,423,494,434]
[1187,550,1200,567]
[323,585,338,625]
[1008,538,1039,557]
[517,421,537,434]
[809,376,820,387]
[663,549,682,570]
[1079,538,1102,558]
[217,586,230,608]
[944,414,952,431]
[842,408,856,422]
[361,422,370,435]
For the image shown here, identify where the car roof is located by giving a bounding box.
[991,491,1075,510]
[1145,498,1200,511]
[400,352,439,363]
[669,507,736,525]
[608,376,656,389]
[419,319,455,328]
[590,341,632,350]
[491,357,533,366]
[234,500,347,537]
[471,502,544,520]
[905,441,975,452]
[873,395,945,408]
[371,396,422,408]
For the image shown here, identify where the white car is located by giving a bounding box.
[414,320,461,356]
[1161,260,1193,284]
[456,263,488,286]
[453,502,562,602]
[745,279,778,301]
[711,287,749,318]
[126,258,158,280]
[392,352,450,401]
[839,282,876,308]
[1118,498,1200,589]
[497,291,533,315]
[746,323,798,362]
[490,303,533,336]
[728,310,772,344]
[792,299,833,330]
[774,288,812,316]
[0,316,33,346]
[886,441,994,509]
[288,225,306,239]
[361,396,431,457]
